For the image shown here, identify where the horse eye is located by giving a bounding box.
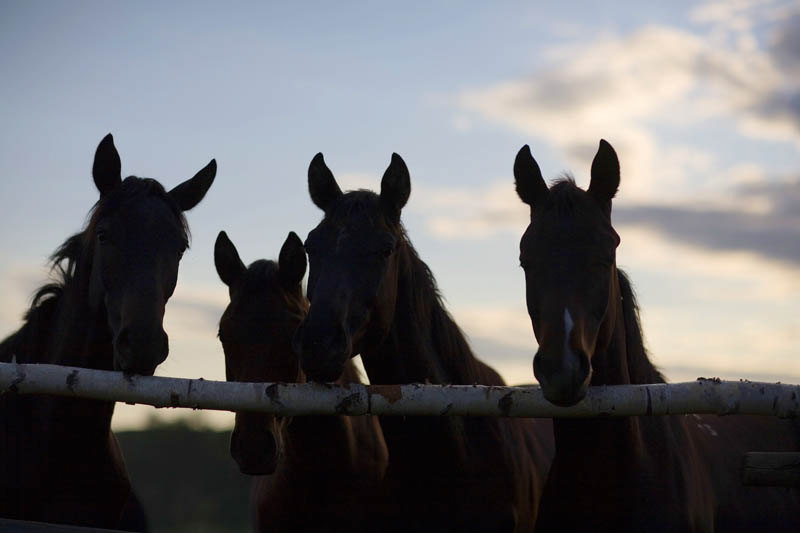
[97,230,108,244]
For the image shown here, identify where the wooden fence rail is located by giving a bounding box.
[2,362,799,418]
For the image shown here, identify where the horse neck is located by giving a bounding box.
[361,244,494,387]
[47,252,114,371]
[360,244,500,470]
[36,245,118,432]
[591,269,663,388]
[553,269,662,461]
[282,361,362,473]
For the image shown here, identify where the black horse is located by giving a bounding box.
[0,134,215,528]
[294,152,554,532]
[215,231,387,532]
[514,140,800,531]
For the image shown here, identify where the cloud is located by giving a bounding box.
[413,181,527,239]
[770,13,800,74]
[166,285,228,332]
[0,262,58,339]
[458,2,800,201]
[405,171,800,383]
[614,178,800,265]
[408,160,800,267]
[452,304,534,351]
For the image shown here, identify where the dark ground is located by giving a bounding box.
[117,418,251,533]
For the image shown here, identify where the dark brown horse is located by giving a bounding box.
[293,153,554,532]
[215,231,388,532]
[514,140,800,531]
[0,134,215,528]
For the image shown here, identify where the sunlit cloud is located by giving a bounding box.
[409,168,800,268]
[448,246,800,384]
[457,1,800,201]
[615,178,800,265]
[406,176,800,385]
[620,225,800,381]
[451,304,534,352]
[0,262,58,338]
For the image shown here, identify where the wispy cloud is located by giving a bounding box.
[615,178,800,265]
[407,175,800,384]
[619,224,800,381]
[408,168,800,268]
[457,1,800,201]
[0,262,55,338]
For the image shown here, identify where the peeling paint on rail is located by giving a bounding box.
[1,363,799,418]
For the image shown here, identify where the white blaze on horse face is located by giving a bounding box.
[563,308,574,357]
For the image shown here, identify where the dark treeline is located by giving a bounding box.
[117,418,250,533]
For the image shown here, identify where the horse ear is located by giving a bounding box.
[214,231,246,288]
[278,231,307,288]
[308,153,342,212]
[587,139,620,210]
[93,133,122,196]
[169,159,217,212]
[513,145,548,207]
[380,153,411,220]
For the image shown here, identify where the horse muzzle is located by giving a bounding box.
[534,347,592,407]
[230,418,279,475]
[293,319,351,382]
[113,327,169,376]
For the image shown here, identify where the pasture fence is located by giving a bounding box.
[2,362,799,487]
[2,362,798,418]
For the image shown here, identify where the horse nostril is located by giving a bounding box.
[116,328,131,355]
[263,429,277,460]
[230,422,279,475]
[158,331,169,364]
[291,324,305,356]
[533,347,592,407]
[533,350,560,385]
[532,352,544,384]
[577,349,591,383]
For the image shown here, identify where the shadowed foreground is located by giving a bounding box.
[116,418,250,533]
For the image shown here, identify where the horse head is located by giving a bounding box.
[514,140,622,406]
[216,231,307,475]
[293,153,410,382]
[89,134,215,375]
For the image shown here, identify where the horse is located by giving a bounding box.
[0,134,216,529]
[514,140,800,531]
[214,230,388,532]
[293,153,554,532]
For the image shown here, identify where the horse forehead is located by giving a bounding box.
[120,195,179,224]
[522,219,594,259]
[324,214,388,248]
[108,196,184,241]
[528,205,611,251]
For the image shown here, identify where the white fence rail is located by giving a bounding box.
[2,362,799,418]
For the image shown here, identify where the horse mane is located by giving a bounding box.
[533,179,664,385]
[396,226,499,385]
[544,176,583,215]
[244,259,308,324]
[617,269,665,384]
[339,359,364,384]
[249,260,361,384]
[0,232,83,364]
[0,176,189,365]
[327,191,499,385]
[89,176,190,247]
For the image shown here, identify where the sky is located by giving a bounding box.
[1,0,799,430]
